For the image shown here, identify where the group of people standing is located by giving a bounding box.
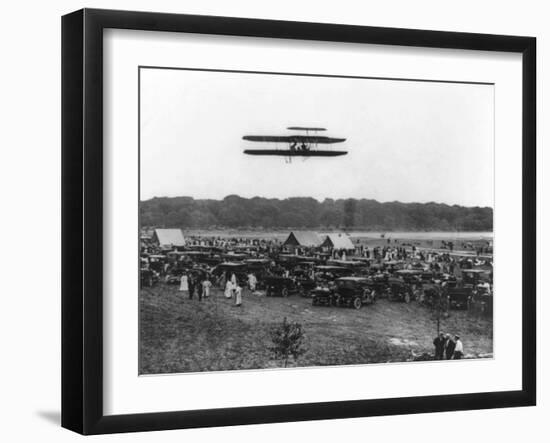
[179,270,260,307]
[433,333,464,360]
[179,271,212,301]
[224,273,243,306]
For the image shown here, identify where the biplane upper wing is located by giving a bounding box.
[287,126,327,131]
[242,135,346,144]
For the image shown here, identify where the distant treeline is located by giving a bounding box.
[140,195,493,231]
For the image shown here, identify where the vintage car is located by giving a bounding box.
[276,254,301,268]
[244,258,272,286]
[147,254,166,274]
[165,266,188,285]
[199,255,223,266]
[420,271,436,283]
[332,277,377,309]
[310,286,334,307]
[471,292,493,315]
[264,276,298,297]
[313,265,355,283]
[420,283,449,309]
[383,260,405,274]
[394,269,423,284]
[326,259,369,276]
[446,287,472,310]
[461,269,490,287]
[367,272,391,298]
[291,267,317,296]
[311,277,376,309]
[213,261,247,275]
[387,277,416,303]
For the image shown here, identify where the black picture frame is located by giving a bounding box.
[62,8,536,435]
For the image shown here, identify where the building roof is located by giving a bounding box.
[153,229,186,247]
[322,233,355,250]
[283,231,323,247]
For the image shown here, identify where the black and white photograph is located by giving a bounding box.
[138,67,494,374]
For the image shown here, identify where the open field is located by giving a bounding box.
[139,283,493,374]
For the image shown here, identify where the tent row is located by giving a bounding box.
[283,231,355,251]
[145,228,355,252]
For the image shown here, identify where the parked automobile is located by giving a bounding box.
[313,265,355,283]
[461,269,490,287]
[310,287,334,307]
[293,269,317,296]
[387,277,416,303]
[264,276,299,297]
[140,268,160,288]
[446,287,472,309]
[332,277,377,309]
[420,283,448,309]
[471,292,493,315]
[165,267,187,285]
[394,269,423,284]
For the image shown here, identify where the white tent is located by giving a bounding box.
[283,231,323,248]
[153,229,185,248]
[322,233,354,250]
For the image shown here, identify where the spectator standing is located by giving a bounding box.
[188,273,196,300]
[179,274,188,293]
[247,273,257,292]
[433,332,446,360]
[195,272,204,301]
[235,285,243,307]
[453,336,464,359]
[444,334,456,360]
[202,277,212,299]
[224,279,234,299]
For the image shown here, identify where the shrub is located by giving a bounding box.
[268,317,305,367]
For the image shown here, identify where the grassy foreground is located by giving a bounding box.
[139,284,493,374]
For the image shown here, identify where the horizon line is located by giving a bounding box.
[139,194,493,209]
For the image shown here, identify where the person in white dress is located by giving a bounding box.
[179,274,188,292]
[247,273,257,291]
[235,285,243,306]
[224,279,234,298]
[202,278,212,298]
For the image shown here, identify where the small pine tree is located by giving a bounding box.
[430,287,450,336]
[269,317,305,367]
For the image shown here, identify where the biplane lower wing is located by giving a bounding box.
[243,135,346,144]
[243,149,347,157]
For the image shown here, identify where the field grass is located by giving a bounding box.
[139,283,493,374]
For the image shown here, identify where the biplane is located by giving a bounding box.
[243,127,348,162]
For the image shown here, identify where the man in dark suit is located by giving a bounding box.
[433,332,446,360]
[444,334,456,360]
[187,272,195,300]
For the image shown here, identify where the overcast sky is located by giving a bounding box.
[140,68,493,208]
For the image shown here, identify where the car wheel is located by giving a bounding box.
[353,297,362,310]
[282,287,289,297]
